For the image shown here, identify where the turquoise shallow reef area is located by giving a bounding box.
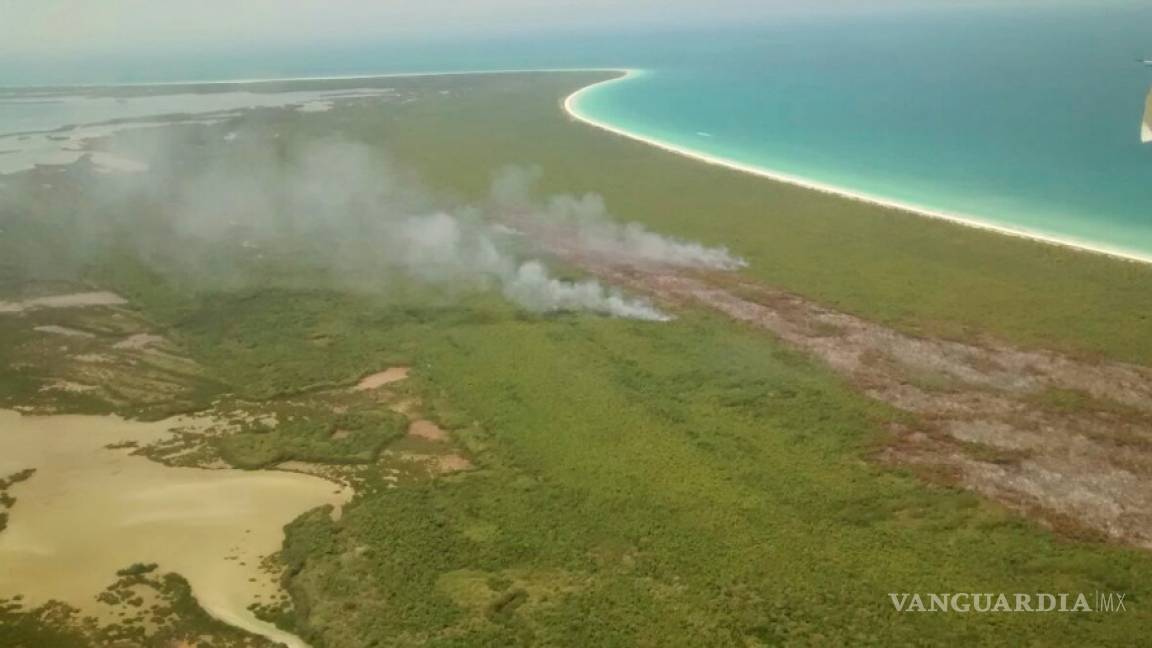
[569,7,1152,259]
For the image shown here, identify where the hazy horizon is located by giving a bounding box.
[3,1,1152,645]
[1,0,1137,85]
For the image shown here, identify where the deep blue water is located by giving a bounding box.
[3,5,1151,256]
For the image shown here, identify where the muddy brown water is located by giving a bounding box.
[0,409,350,647]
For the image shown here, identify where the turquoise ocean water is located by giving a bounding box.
[3,5,1151,257]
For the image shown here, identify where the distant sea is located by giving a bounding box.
[3,4,1151,258]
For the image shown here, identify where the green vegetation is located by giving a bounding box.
[2,72,1152,645]
[0,277,222,420]
[0,599,90,648]
[1,568,271,647]
[272,305,1152,646]
[0,469,35,533]
[115,563,158,578]
[217,408,406,469]
[363,72,1152,366]
[0,469,35,491]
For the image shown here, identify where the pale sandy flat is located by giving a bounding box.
[408,420,448,442]
[437,454,473,473]
[353,367,410,391]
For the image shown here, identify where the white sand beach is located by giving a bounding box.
[564,70,1152,265]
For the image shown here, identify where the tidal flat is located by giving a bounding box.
[2,71,1152,646]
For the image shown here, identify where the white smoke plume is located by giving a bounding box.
[503,261,670,321]
[83,134,672,320]
[490,166,746,270]
[391,213,669,321]
[48,134,744,321]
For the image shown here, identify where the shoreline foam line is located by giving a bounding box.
[564,70,1152,266]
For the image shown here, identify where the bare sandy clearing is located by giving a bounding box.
[353,367,410,391]
[437,454,473,473]
[408,419,449,442]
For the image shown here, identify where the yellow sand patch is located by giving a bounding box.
[437,454,473,473]
[353,367,410,391]
[408,420,448,442]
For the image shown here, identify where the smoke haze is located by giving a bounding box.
[5,132,744,321]
[491,165,745,270]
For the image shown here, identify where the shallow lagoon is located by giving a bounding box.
[0,409,349,647]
